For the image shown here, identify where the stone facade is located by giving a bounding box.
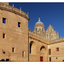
[0,2,64,62]
[0,2,29,61]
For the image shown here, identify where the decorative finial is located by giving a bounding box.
[27,12,29,16]
[20,7,21,11]
[38,17,41,22]
[12,4,14,7]
[20,7,21,13]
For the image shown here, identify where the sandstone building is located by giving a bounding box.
[0,2,64,61]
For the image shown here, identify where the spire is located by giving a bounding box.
[38,17,41,22]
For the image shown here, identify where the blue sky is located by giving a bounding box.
[9,2,64,38]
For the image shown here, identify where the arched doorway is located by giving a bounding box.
[30,41,36,54]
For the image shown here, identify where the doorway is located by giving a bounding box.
[40,56,43,61]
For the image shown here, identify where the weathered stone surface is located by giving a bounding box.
[0,2,63,62]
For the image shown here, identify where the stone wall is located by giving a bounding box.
[0,3,29,61]
[48,39,64,61]
[29,31,49,61]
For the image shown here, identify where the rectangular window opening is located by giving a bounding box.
[18,22,20,27]
[49,49,51,55]
[49,57,51,61]
[22,51,25,57]
[3,33,5,38]
[36,28,37,31]
[12,47,14,52]
[3,18,6,23]
[56,48,59,51]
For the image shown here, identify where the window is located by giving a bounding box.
[18,22,20,27]
[6,59,9,61]
[3,51,5,54]
[3,18,6,23]
[49,49,51,55]
[40,46,45,51]
[36,28,37,31]
[12,47,14,52]
[56,57,58,59]
[22,51,25,57]
[3,33,5,38]
[49,57,51,61]
[30,44,31,53]
[56,48,59,51]
[42,28,43,31]
[30,41,36,54]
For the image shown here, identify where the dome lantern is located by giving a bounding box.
[36,17,44,25]
[34,17,45,33]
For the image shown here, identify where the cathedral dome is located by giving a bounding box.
[35,17,44,27]
[36,17,44,25]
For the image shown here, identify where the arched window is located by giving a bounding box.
[36,28,37,31]
[22,51,25,57]
[40,46,45,51]
[30,41,33,53]
[12,47,14,52]
[38,27,41,31]
[30,41,36,54]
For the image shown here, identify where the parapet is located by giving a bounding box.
[29,30,49,44]
[50,37,64,44]
[0,3,29,20]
